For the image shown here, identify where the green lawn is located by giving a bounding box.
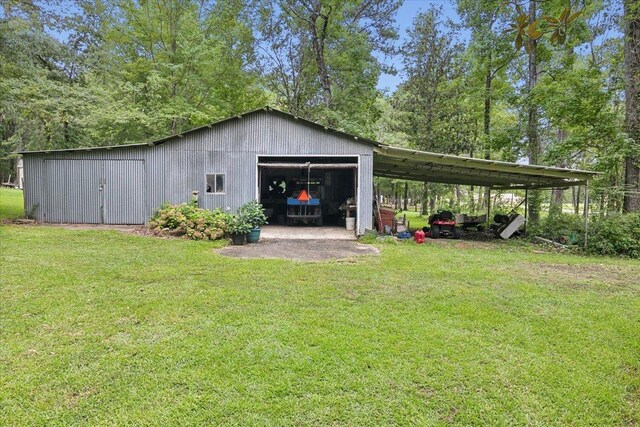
[396,210,429,229]
[0,187,24,220]
[1,192,639,425]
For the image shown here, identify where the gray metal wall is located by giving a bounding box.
[23,110,374,233]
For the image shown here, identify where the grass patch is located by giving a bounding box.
[2,188,639,424]
[0,187,24,220]
[396,210,429,229]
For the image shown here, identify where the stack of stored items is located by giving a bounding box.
[376,207,396,233]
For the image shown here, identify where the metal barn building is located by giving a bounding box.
[20,106,597,237]
[21,107,375,234]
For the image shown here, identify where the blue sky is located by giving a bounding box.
[377,0,461,92]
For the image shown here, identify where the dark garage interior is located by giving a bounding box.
[258,156,357,227]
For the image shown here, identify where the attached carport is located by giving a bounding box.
[372,145,599,244]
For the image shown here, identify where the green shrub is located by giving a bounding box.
[227,214,253,234]
[587,213,640,258]
[534,212,585,245]
[531,211,640,258]
[149,202,231,241]
[237,200,268,228]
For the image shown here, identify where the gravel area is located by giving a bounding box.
[216,239,379,261]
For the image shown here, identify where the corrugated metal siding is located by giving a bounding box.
[43,160,102,223]
[78,160,103,223]
[22,110,374,232]
[103,160,145,224]
[23,157,43,221]
[33,159,145,224]
[358,154,374,233]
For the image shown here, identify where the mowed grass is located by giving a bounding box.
[0,187,24,220]
[1,193,639,425]
[396,210,429,229]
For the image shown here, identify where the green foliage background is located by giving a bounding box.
[0,0,637,220]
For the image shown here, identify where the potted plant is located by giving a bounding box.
[228,214,252,245]
[238,200,268,243]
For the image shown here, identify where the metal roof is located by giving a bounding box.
[18,106,379,155]
[373,145,598,189]
[18,105,598,188]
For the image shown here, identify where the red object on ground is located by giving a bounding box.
[414,229,425,244]
[297,189,310,201]
[432,219,456,226]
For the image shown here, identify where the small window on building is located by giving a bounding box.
[206,174,225,194]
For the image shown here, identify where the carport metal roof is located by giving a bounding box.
[373,145,598,189]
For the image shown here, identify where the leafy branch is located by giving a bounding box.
[509,4,582,52]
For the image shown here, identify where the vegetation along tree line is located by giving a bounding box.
[1,0,639,224]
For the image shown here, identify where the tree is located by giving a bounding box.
[395,7,477,215]
[0,0,267,170]
[257,0,400,133]
[0,2,88,157]
[623,0,640,212]
[396,7,469,153]
[525,0,542,223]
[457,0,515,210]
[457,0,514,160]
[102,0,265,139]
[509,2,583,222]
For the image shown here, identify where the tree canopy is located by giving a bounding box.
[1,0,638,216]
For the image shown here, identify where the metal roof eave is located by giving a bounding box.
[374,146,597,179]
[373,146,599,189]
[373,167,588,189]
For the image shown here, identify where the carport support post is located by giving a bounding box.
[524,188,529,238]
[486,187,491,228]
[584,181,589,248]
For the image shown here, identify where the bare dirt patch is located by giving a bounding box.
[520,261,640,292]
[426,238,501,250]
[215,239,379,261]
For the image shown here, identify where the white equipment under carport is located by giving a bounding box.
[492,198,526,239]
[497,213,525,239]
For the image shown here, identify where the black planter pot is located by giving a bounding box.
[231,232,247,245]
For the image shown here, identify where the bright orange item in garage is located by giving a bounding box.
[297,189,310,201]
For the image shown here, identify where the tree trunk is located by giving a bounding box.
[484,57,492,160]
[403,181,408,211]
[550,131,566,215]
[470,131,477,213]
[395,188,399,211]
[527,0,541,224]
[550,188,564,215]
[422,182,429,215]
[624,0,640,212]
[310,8,332,108]
[482,45,494,211]
[573,186,581,215]
[469,185,475,212]
[609,173,619,214]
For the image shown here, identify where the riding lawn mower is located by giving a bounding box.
[425,210,462,239]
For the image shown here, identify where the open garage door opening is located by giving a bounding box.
[258,156,358,229]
